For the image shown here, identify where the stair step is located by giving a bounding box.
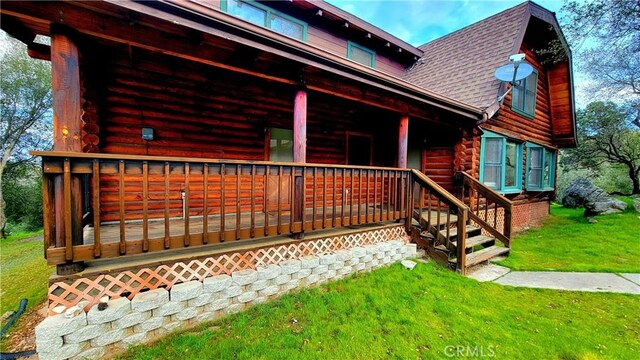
[414,209,457,227]
[438,226,481,239]
[451,235,494,249]
[449,246,510,267]
[434,244,449,253]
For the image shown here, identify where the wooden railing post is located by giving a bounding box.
[504,204,513,247]
[456,208,467,274]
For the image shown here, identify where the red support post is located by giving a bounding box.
[293,88,307,163]
[51,25,84,273]
[398,115,409,168]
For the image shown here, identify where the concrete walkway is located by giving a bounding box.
[468,265,640,294]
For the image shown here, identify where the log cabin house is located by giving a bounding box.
[1,1,575,356]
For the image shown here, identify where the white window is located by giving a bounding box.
[526,143,556,190]
[225,0,307,41]
[480,131,523,193]
[512,71,538,117]
[347,41,376,68]
[269,128,293,162]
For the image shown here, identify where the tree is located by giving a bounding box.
[0,34,52,237]
[561,0,640,126]
[564,101,640,194]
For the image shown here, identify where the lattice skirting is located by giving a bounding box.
[471,201,549,236]
[48,225,409,314]
[512,201,550,231]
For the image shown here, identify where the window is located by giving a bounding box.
[479,131,523,193]
[526,143,556,190]
[224,0,307,41]
[269,128,293,161]
[347,41,376,68]
[512,70,538,117]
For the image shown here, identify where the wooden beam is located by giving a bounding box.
[293,88,307,163]
[51,25,84,265]
[27,42,51,61]
[51,25,82,152]
[0,14,35,44]
[397,115,409,168]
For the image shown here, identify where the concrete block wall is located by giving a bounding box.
[35,240,417,360]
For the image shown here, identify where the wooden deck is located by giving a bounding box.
[83,204,388,244]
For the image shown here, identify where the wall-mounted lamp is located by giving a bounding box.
[141,127,154,141]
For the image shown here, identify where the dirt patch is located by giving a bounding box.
[1,302,47,357]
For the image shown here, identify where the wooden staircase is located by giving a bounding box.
[408,170,513,274]
[414,210,509,271]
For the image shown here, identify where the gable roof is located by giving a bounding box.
[402,2,530,110]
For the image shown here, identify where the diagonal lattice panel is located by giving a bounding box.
[48,225,409,313]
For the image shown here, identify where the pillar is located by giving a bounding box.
[292,88,307,238]
[397,115,409,168]
[51,25,84,273]
[293,88,307,163]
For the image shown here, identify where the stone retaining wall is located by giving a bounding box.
[36,237,416,359]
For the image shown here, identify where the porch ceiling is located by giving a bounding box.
[0,0,483,125]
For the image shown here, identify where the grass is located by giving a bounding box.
[0,230,52,325]
[122,261,639,360]
[497,200,640,273]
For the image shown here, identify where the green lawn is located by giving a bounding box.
[123,261,639,360]
[497,201,640,273]
[0,230,52,325]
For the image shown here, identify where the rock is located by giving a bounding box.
[401,260,417,270]
[587,217,598,224]
[170,280,203,301]
[633,197,640,212]
[131,288,169,312]
[562,178,627,216]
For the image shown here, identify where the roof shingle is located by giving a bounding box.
[402,2,530,109]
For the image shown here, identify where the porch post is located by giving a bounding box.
[51,25,83,152]
[51,25,84,274]
[293,88,307,163]
[398,115,409,168]
[292,88,307,239]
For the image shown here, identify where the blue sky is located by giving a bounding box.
[325,0,564,47]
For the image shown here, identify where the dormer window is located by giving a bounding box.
[225,0,307,41]
[512,70,537,117]
[347,41,376,68]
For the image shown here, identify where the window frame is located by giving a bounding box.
[222,0,308,42]
[347,41,376,68]
[479,131,523,194]
[511,69,538,118]
[525,143,556,191]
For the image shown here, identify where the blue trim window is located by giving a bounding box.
[526,143,556,191]
[347,41,376,68]
[512,70,538,117]
[224,0,308,41]
[479,131,523,193]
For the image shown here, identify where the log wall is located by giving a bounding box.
[81,46,402,222]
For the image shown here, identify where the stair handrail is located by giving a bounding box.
[411,170,467,209]
[411,169,469,273]
[455,171,513,246]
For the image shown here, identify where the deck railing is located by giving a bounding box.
[455,171,513,247]
[410,169,469,271]
[35,152,413,267]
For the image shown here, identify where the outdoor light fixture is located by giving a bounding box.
[141,127,154,141]
[494,53,533,102]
